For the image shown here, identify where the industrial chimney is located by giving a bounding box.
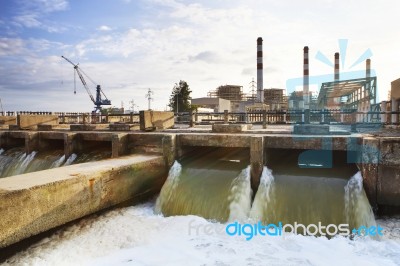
[303,46,309,109]
[366,59,371,79]
[257,37,264,103]
[334,52,340,82]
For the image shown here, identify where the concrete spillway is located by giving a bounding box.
[156,160,376,232]
[0,154,167,248]
[0,147,111,178]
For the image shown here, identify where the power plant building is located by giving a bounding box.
[207,85,244,112]
[190,97,231,112]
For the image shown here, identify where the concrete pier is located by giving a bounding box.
[0,154,167,248]
[250,136,264,192]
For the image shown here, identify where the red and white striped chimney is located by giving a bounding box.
[334,52,340,82]
[257,37,264,103]
[303,46,309,109]
[366,59,371,79]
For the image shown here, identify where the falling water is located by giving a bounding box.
[154,161,182,214]
[250,166,376,231]
[51,155,66,168]
[155,160,252,222]
[64,153,78,166]
[0,147,110,178]
[227,166,252,222]
[344,171,376,228]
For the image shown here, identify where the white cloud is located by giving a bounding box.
[97,25,112,31]
[10,0,69,32]
[1,0,400,111]
[0,38,26,56]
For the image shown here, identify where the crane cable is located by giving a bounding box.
[74,69,76,94]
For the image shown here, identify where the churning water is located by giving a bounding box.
[0,147,111,178]
[3,152,400,265]
[5,201,400,265]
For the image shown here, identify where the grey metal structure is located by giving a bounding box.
[317,77,377,110]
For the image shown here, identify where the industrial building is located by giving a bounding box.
[264,88,288,110]
[207,85,244,112]
[316,58,377,114]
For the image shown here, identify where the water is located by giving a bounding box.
[250,167,376,231]
[155,159,251,222]
[4,201,400,265]
[0,147,111,178]
[3,155,400,265]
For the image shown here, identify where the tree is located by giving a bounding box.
[168,80,192,113]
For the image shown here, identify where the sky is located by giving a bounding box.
[0,0,399,112]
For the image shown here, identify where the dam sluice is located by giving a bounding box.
[0,131,400,264]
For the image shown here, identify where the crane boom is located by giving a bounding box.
[61,56,111,112]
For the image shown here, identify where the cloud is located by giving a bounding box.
[19,0,69,13]
[0,38,26,56]
[97,25,112,31]
[188,51,220,63]
[241,67,254,76]
[9,0,69,32]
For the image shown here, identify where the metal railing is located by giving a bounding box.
[0,111,140,124]
[1,109,399,125]
[176,109,400,125]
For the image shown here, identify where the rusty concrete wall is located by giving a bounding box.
[0,116,16,125]
[139,111,174,131]
[378,137,400,207]
[17,115,59,130]
[0,154,167,248]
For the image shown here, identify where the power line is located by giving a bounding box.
[145,88,154,110]
[249,78,257,103]
[129,99,138,113]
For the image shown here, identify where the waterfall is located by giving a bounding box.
[249,167,377,233]
[249,166,275,222]
[0,147,110,178]
[344,171,376,229]
[51,155,66,168]
[155,160,252,222]
[14,151,37,175]
[155,161,182,214]
[227,166,252,222]
[64,153,78,166]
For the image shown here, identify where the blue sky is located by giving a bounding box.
[0,0,399,112]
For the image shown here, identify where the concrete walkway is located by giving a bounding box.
[0,154,167,248]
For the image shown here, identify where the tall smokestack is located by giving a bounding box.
[334,52,340,82]
[366,59,371,79]
[303,46,309,109]
[257,37,264,103]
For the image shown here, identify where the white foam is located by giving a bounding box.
[5,202,400,266]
